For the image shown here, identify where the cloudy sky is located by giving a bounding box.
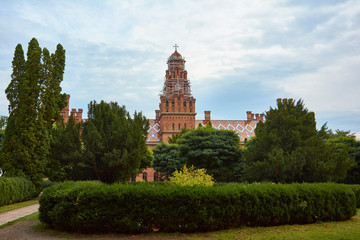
[1,0,359,135]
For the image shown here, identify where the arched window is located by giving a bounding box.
[178,123,181,130]
[166,100,169,107]
[143,172,148,182]
[184,101,186,107]
[184,123,187,129]
[172,100,175,108]
[172,123,175,130]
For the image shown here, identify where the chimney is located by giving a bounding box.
[78,109,83,121]
[246,111,252,120]
[204,111,211,121]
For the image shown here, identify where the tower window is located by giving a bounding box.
[184,101,186,107]
[166,100,169,107]
[172,101,175,107]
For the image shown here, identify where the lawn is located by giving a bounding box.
[2,209,359,239]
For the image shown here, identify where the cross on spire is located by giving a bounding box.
[173,44,179,51]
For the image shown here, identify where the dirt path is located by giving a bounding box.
[0,220,193,240]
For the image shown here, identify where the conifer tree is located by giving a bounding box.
[81,100,151,183]
[243,99,354,183]
[1,38,67,190]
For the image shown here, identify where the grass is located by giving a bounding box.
[1,207,360,239]
[0,199,38,214]
[191,209,360,240]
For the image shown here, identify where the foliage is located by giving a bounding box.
[46,115,83,181]
[177,124,243,182]
[0,177,37,206]
[39,181,356,233]
[153,142,185,177]
[328,130,360,184]
[153,124,243,182]
[167,127,189,144]
[81,100,151,183]
[243,99,354,183]
[0,116,7,130]
[169,165,214,186]
[0,38,67,190]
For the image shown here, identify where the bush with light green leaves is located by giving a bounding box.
[169,165,214,186]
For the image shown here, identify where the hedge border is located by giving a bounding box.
[0,177,36,206]
[39,182,357,233]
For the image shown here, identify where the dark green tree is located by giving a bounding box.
[153,142,185,177]
[177,124,243,182]
[1,38,67,190]
[243,98,354,183]
[81,100,151,183]
[46,115,83,181]
[0,116,7,152]
[328,130,360,184]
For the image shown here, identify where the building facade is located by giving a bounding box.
[139,47,264,181]
[60,46,264,182]
[146,47,263,149]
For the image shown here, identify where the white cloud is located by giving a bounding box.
[1,0,359,132]
[278,55,360,113]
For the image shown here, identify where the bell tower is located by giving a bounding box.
[156,45,196,143]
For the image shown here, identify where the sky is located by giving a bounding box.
[0,0,359,136]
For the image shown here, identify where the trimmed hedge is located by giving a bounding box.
[39,182,357,233]
[348,184,360,208]
[0,177,37,206]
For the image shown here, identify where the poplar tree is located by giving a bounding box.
[1,38,67,190]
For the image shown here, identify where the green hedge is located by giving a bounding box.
[0,177,37,206]
[39,182,357,233]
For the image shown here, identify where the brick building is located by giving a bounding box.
[60,94,84,123]
[139,46,264,181]
[146,46,263,148]
[60,46,264,182]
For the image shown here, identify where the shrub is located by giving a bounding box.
[39,182,356,233]
[0,177,37,206]
[169,165,214,186]
[347,184,360,208]
[42,179,58,191]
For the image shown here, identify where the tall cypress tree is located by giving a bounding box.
[1,38,66,190]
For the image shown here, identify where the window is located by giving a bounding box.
[166,100,169,107]
[172,100,175,108]
[184,123,187,129]
[154,172,159,182]
[143,172,148,182]
[172,123,175,130]
[178,123,181,130]
[184,101,186,107]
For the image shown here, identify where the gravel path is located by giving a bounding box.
[0,204,39,226]
[0,220,191,240]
